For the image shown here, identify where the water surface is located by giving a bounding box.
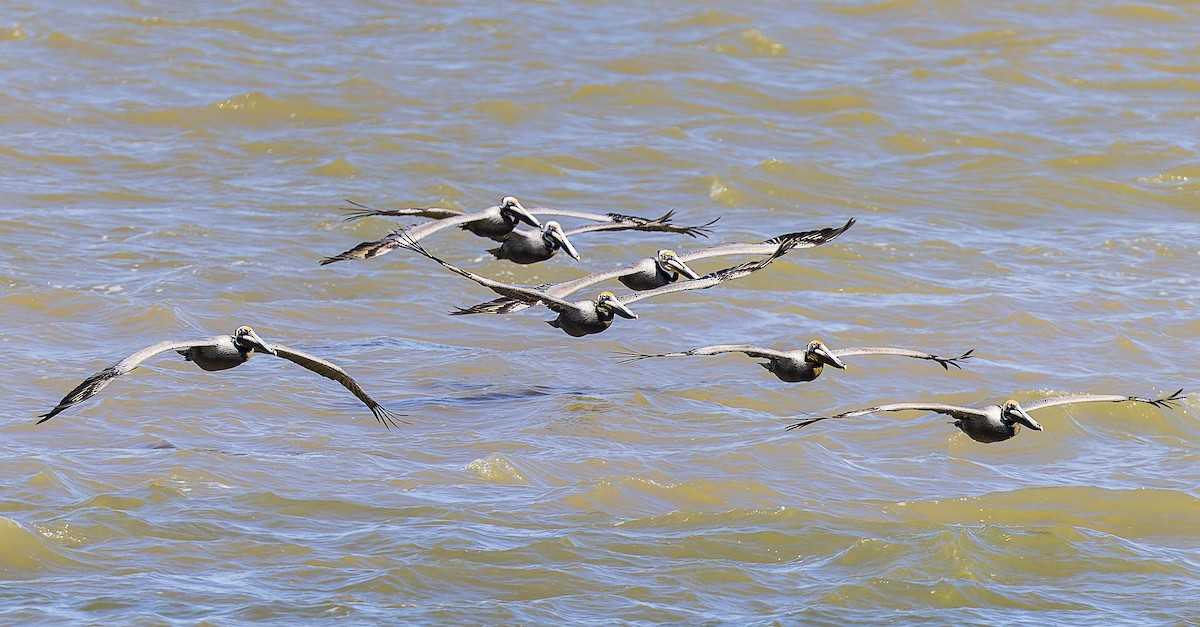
[2,0,1198,624]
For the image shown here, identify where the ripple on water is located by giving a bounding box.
[0,517,93,578]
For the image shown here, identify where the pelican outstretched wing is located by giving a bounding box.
[561,210,718,238]
[676,218,854,261]
[396,236,577,313]
[269,345,406,429]
[619,236,797,306]
[613,344,791,364]
[786,402,985,431]
[454,260,659,315]
[1022,390,1186,413]
[340,199,465,222]
[320,212,498,265]
[830,347,974,370]
[38,337,223,423]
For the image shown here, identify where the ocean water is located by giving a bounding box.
[2,0,1198,624]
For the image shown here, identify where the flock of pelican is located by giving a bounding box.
[40,196,1186,444]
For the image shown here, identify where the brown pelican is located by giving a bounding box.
[456,219,855,315]
[486,212,719,265]
[321,198,717,265]
[616,340,972,383]
[397,235,798,337]
[38,326,403,428]
[487,221,580,264]
[786,389,1186,443]
[321,197,541,264]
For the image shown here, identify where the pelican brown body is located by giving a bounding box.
[39,326,403,428]
[486,221,581,264]
[786,390,1186,443]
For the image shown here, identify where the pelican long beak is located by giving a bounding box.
[510,200,542,229]
[1010,405,1042,431]
[243,328,278,356]
[608,299,638,319]
[547,224,581,260]
[664,256,700,280]
[813,344,846,370]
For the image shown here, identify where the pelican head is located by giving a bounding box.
[543,221,580,260]
[499,196,541,229]
[595,291,637,319]
[656,249,700,280]
[1001,400,1042,432]
[806,339,846,370]
[234,325,277,356]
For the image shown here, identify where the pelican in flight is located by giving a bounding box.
[616,340,972,383]
[487,221,580,264]
[38,326,403,428]
[322,196,539,264]
[486,211,717,264]
[340,196,539,242]
[786,389,1186,443]
[456,219,855,315]
[321,196,717,265]
[397,235,798,337]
